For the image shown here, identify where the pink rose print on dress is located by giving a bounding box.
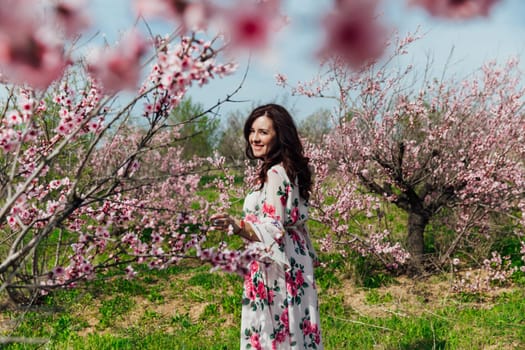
[250,261,260,274]
[244,213,259,223]
[289,229,301,242]
[290,207,299,224]
[272,331,287,350]
[302,319,321,345]
[280,194,287,206]
[280,308,289,330]
[267,288,274,304]
[250,333,262,350]
[295,269,304,287]
[244,274,257,301]
[262,202,276,218]
[256,281,267,300]
[285,271,298,297]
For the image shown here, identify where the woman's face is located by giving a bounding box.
[249,115,276,159]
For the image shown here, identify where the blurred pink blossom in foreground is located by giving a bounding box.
[319,0,387,69]
[53,0,91,38]
[87,30,149,94]
[134,0,212,31]
[0,0,69,88]
[409,0,501,19]
[222,0,285,52]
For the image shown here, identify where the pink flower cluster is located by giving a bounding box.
[451,249,522,293]
[88,30,149,94]
[319,0,387,69]
[140,36,237,120]
[198,242,264,275]
[0,0,89,88]
[134,0,211,31]
[355,230,411,268]
[409,0,501,19]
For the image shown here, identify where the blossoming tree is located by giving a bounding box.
[288,39,525,271]
[275,0,523,272]
[0,0,244,303]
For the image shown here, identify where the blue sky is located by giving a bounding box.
[90,0,525,120]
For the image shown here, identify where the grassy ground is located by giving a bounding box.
[1,255,524,350]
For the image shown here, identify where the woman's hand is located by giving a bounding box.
[209,213,259,242]
[209,213,239,233]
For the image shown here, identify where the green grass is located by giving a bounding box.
[320,290,525,349]
[2,260,525,350]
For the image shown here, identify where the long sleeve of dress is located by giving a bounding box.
[246,166,292,270]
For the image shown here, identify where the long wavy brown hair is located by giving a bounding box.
[244,104,312,201]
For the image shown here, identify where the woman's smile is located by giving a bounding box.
[249,115,276,159]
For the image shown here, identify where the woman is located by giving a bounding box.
[211,104,323,349]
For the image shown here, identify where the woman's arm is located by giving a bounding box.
[233,219,259,242]
[209,214,260,242]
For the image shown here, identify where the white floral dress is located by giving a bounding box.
[240,164,323,350]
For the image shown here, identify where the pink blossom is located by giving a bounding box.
[0,129,21,152]
[7,216,17,228]
[134,0,211,31]
[125,265,137,278]
[409,0,501,19]
[134,0,173,18]
[222,0,284,52]
[0,1,69,88]
[140,36,235,118]
[53,266,65,277]
[80,262,94,277]
[53,0,91,38]
[0,27,68,89]
[87,30,149,94]
[319,0,387,69]
[5,111,23,126]
[275,73,288,87]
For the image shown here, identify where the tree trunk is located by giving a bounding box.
[407,211,429,271]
